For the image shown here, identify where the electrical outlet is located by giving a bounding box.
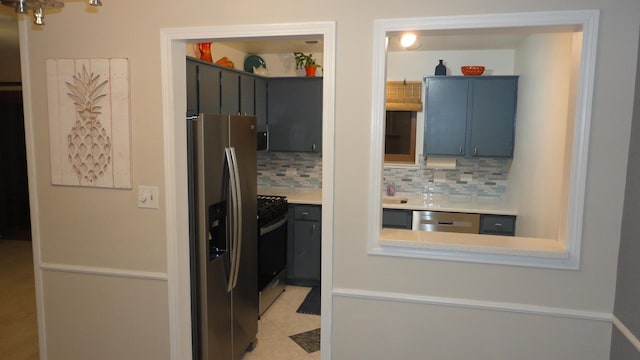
[286,168,297,176]
[461,173,473,182]
[138,185,159,209]
[434,171,447,182]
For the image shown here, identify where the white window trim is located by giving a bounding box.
[368,10,599,269]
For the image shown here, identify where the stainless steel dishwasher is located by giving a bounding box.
[412,210,480,234]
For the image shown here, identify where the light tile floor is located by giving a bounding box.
[242,285,321,360]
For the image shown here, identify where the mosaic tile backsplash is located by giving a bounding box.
[258,151,322,189]
[258,153,509,197]
[384,158,511,198]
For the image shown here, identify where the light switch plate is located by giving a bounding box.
[434,171,447,182]
[138,185,159,209]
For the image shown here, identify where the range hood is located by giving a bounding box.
[386,81,423,111]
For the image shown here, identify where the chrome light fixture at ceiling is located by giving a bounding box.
[0,0,102,26]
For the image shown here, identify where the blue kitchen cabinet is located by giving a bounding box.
[424,78,469,156]
[267,77,323,152]
[255,77,267,129]
[287,204,321,286]
[220,69,240,115]
[424,76,518,158]
[240,73,255,116]
[198,64,222,114]
[186,59,198,114]
[382,209,413,229]
[186,57,221,114]
[479,214,516,236]
[187,57,259,117]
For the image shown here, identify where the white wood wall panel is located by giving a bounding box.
[46,58,132,189]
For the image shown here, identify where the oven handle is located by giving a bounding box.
[259,215,288,237]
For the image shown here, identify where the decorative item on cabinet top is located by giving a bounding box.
[195,43,213,62]
[293,52,322,77]
[386,81,423,111]
[435,60,446,76]
[244,55,267,74]
[461,66,485,76]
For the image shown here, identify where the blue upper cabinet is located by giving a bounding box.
[424,78,469,156]
[424,76,518,158]
[267,77,323,152]
[186,57,222,115]
[186,59,198,114]
[469,77,518,157]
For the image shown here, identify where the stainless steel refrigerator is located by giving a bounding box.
[187,114,258,360]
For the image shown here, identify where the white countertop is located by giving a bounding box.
[258,187,322,205]
[382,192,518,216]
[257,188,516,214]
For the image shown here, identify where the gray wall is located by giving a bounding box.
[611,29,640,360]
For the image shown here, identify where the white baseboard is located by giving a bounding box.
[40,262,168,281]
[333,287,611,322]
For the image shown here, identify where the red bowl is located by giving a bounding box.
[461,66,485,76]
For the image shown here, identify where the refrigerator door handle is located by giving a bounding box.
[229,147,243,290]
[225,147,239,293]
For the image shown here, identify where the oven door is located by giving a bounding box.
[258,215,288,291]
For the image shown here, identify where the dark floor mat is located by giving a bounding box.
[289,328,320,353]
[296,286,320,315]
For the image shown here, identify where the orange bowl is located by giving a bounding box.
[461,66,485,76]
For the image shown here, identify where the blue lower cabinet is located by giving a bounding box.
[287,204,321,286]
[479,214,516,236]
[382,209,413,229]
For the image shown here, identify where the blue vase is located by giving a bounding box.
[435,60,446,76]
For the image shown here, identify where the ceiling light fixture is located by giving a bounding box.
[0,0,103,26]
[400,33,417,48]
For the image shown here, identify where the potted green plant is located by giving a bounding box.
[293,52,321,77]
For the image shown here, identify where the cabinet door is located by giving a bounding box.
[220,70,239,115]
[268,78,322,152]
[291,220,321,284]
[186,60,198,114]
[480,214,516,236]
[469,77,518,157]
[255,77,267,129]
[240,74,255,116]
[382,209,413,229]
[424,78,469,156]
[198,65,221,114]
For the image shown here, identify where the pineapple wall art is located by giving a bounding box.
[46,59,132,189]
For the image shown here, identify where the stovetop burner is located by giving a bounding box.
[257,195,287,228]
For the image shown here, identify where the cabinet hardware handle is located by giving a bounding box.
[494,223,503,229]
[474,147,478,156]
[312,144,316,151]
[458,145,462,154]
[312,224,317,231]
[301,211,309,216]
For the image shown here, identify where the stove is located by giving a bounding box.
[257,195,288,228]
[256,194,288,316]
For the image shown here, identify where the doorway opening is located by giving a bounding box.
[0,87,31,241]
[160,22,335,359]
